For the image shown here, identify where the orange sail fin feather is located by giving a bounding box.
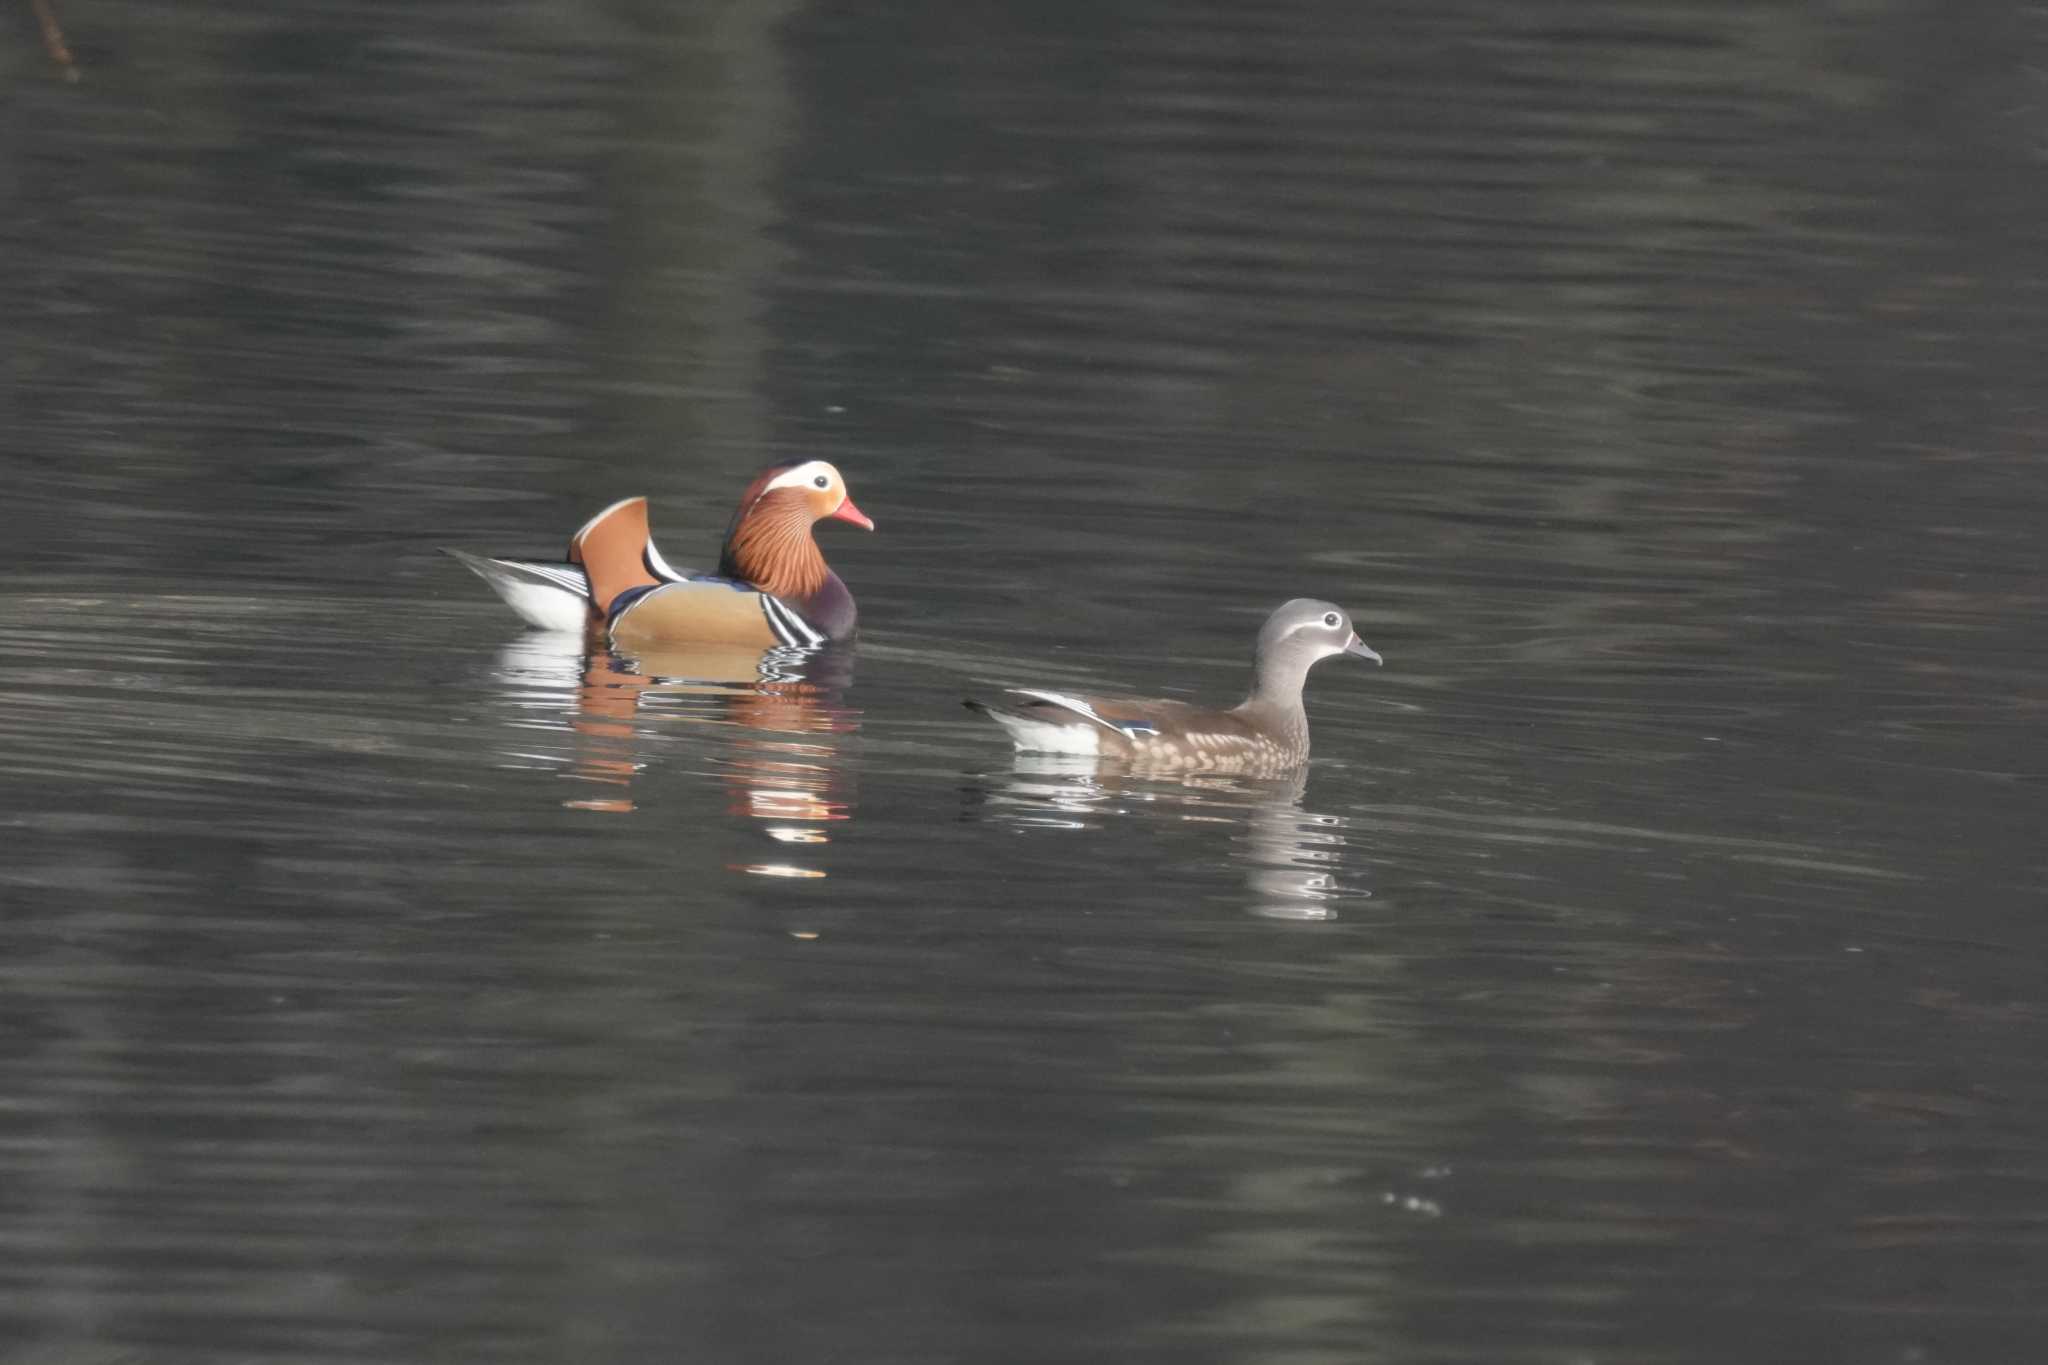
[571,497,662,616]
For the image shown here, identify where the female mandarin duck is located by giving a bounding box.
[967,599,1380,772]
[447,460,872,648]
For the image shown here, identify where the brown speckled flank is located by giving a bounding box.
[966,599,1382,773]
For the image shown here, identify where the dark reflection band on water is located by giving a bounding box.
[966,756,1366,922]
[478,633,860,877]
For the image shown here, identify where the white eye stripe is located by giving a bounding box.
[766,460,837,492]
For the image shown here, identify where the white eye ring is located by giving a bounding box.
[1322,613,1340,628]
[813,474,830,489]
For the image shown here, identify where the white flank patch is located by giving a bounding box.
[496,578,591,633]
[987,714,1102,756]
[449,553,591,633]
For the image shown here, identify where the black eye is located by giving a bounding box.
[813,475,829,489]
[1323,613,1340,628]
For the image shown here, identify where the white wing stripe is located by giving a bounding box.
[643,539,686,583]
[519,562,589,594]
[1008,689,1138,737]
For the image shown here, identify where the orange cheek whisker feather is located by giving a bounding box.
[718,493,831,601]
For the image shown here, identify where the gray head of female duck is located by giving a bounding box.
[1240,598,1382,715]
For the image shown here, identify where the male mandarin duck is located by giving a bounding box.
[447,460,872,647]
[967,599,1380,772]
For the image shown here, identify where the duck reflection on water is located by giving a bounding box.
[482,633,859,875]
[969,755,1362,921]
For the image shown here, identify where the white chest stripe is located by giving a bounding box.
[761,595,825,648]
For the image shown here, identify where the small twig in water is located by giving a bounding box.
[30,0,81,82]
